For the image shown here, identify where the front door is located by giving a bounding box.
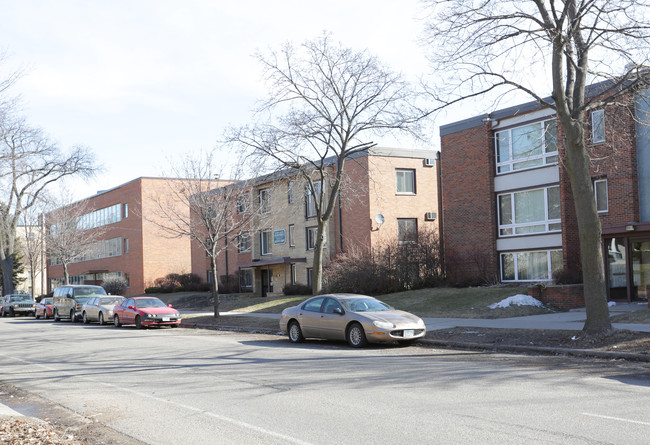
[261,270,270,298]
[631,238,650,302]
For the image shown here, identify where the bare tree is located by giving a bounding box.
[45,196,105,285]
[145,150,258,317]
[19,199,46,298]
[424,0,650,334]
[0,113,96,295]
[230,34,424,295]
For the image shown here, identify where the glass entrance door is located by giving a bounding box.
[631,239,650,301]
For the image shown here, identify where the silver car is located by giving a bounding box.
[279,293,426,347]
[81,296,125,325]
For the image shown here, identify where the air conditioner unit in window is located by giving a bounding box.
[424,158,435,167]
[425,212,437,221]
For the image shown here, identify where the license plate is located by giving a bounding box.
[404,330,414,338]
[162,317,170,322]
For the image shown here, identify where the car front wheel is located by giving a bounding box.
[70,310,76,323]
[82,312,89,324]
[135,315,143,329]
[347,323,368,348]
[288,321,305,343]
[35,311,40,320]
[98,312,105,325]
[114,315,121,327]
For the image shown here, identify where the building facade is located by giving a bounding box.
[440,87,650,303]
[191,147,441,297]
[46,177,197,296]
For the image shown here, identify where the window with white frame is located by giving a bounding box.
[498,186,561,236]
[591,109,605,144]
[237,192,250,214]
[289,224,295,247]
[495,119,558,174]
[260,230,272,255]
[397,218,418,244]
[124,238,129,254]
[290,263,296,284]
[306,181,321,218]
[306,226,317,250]
[123,203,129,218]
[259,189,271,214]
[307,268,313,288]
[594,179,608,213]
[501,250,563,281]
[288,181,294,204]
[396,169,416,194]
[238,232,251,253]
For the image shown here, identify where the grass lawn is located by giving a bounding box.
[154,285,551,319]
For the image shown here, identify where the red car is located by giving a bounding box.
[34,297,54,319]
[113,297,181,329]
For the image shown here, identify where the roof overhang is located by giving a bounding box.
[237,257,307,268]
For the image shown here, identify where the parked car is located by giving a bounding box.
[82,296,125,325]
[279,293,426,347]
[34,297,54,319]
[113,297,181,329]
[1,294,36,317]
[52,285,108,322]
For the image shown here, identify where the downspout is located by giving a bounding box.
[338,191,343,252]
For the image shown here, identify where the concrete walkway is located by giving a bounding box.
[182,302,650,333]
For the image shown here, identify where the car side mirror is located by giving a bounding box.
[333,307,344,315]
[128,305,135,310]
[168,304,172,308]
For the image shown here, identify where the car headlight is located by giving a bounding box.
[417,318,425,327]
[373,320,394,330]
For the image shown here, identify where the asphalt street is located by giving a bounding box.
[2,317,650,444]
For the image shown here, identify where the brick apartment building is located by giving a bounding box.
[192,147,441,297]
[46,177,199,296]
[439,84,650,304]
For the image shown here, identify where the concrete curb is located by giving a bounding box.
[419,339,650,362]
[180,322,650,362]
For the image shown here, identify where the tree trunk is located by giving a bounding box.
[311,221,326,295]
[563,124,612,334]
[211,257,220,318]
[0,256,14,296]
[63,262,70,285]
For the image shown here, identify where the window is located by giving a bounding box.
[237,192,250,214]
[239,268,252,290]
[290,263,296,284]
[124,238,129,254]
[495,119,558,174]
[124,273,130,287]
[289,224,295,247]
[592,109,605,144]
[307,268,313,288]
[498,186,561,236]
[288,181,294,204]
[306,181,321,218]
[397,218,418,244]
[396,169,416,194]
[238,232,251,253]
[501,250,562,281]
[259,189,271,214]
[594,179,608,213]
[303,296,324,312]
[123,203,129,218]
[207,270,214,284]
[261,230,272,255]
[306,227,318,250]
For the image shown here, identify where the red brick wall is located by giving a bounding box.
[440,123,498,284]
[528,284,585,310]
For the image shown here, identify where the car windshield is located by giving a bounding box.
[99,297,123,305]
[76,288,107,297]
[9,295,32,302]
[135,298,167,308]
[341,298,392,312]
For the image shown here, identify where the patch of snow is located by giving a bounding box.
[488,294,544,309]
[608,301,616,307]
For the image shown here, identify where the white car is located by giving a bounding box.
[81,296,125,325]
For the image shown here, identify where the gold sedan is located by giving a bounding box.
[279,294,426,347]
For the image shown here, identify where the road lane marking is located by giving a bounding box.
[582,413,650,427]
[9,355,315,445]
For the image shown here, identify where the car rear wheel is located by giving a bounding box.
[98,312,105,325]
[347,323,368,348]
[82,312,89,324]
[54,309,60,322]
[70,310,76,323]
[288,321,305,343]
[35,311,40,320]
[114,314,121,327]
[135,315,143,329]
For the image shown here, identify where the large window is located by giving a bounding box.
[306,181,321,218]
[288,181,294,204]
[594,179,608,213]
[592,109,605,144]
[50,237,123,265]
[306,226,317,250]
[495,119,558,174]
[237,192,250,214]
[259,189,271,214]
[260,230,272,255]
[239,268,252,290]
[501,250,562,281]
[289,224,295,247]
[396,169,416,194]
[397,218,418,244]
[498,186,561,236]
[238,232,251,253]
